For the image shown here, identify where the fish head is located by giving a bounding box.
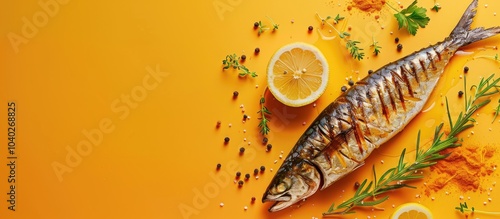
[262,159,321,212]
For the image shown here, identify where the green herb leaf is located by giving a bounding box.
[431,4,441,12]
[258,97,271,135]
[222,54,257,77]
[390,0,430,35]
[346,40,364,61]
[333,14,345,24]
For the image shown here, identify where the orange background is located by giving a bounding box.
[1,0,500,218]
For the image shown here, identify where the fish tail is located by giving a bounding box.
[449,0,500,48]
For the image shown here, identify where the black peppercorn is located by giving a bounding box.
[368,69,373,74]
[397,43,403,51]
[224,137,230,143]
[348,79,354,86]
[236,171,241,177]
[266,144,272,151]
[308,26,313,31]
[464,66,469,73]
[239,147,245,153]
[260,166,266,172]
[245,173,250,180]
[216,163,221,169]
[241,55,246,61]
[341,86,347,93]
[354,181,360,189]
[395,37,399,43]
[254,47,260,54]
[254,22,259,29]
[238,180,244,186]
[458,90,464,97]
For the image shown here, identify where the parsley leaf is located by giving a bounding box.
[391,0,430,35]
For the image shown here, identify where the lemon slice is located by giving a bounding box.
[391,203,433,219]
[267,42,329,107]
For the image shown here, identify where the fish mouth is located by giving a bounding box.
[262,193,291,203]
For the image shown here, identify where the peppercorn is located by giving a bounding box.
[216,163,221,169]
[395,37,399,43]
[397,43,403,51]
[254,168,259,175]
[341,86,347,93]
[354,181,360,189]
[233,91,239,98]
[241,54,247,61]
[236,171,241,178]
[216,121,221,128]
[238,180,244,186]
[262,137,268,144]
[243,114,248,120]
[458,90,464,97]
[254,21,259,29]
[464,66,469,73]
[251,197,256,203]
[348,79,354,86]
[224,137,230,143]
[266,144,272,151]
[308,26,314,32]
[240,147,245,153]
[260,166,266,172]
[245,173,250,180]
[368,69,373,75]
[254,47,260,54]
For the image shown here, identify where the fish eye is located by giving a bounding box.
[277,182,287,193]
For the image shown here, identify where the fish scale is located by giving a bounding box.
[263,0,500,212]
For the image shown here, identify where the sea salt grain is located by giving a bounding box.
[220,202,225,207]
[244,206,248,210]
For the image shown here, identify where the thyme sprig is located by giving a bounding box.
[222,54,258,77]
[371,36,382,56]
[323,74,500,216]
[456,202,500,215]
[316,13,365,61]
[258,97,271,135]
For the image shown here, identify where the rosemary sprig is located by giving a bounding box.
[316,13,365,60]
[493,99,500,123]
[323,74,500,216]
[456,202,500,215]
[258,97,271,135]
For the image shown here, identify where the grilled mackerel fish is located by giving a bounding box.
[262,0,500,212]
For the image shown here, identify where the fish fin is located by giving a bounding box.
[450,0,500,48]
